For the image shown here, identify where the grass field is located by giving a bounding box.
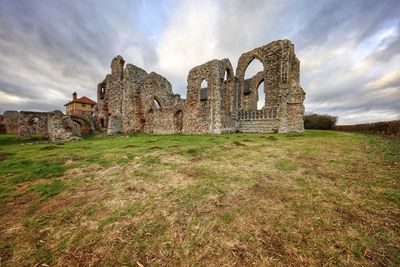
[0,131,399,266]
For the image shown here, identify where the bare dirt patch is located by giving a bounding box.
[233,141,246,146]
[0,152,9,161]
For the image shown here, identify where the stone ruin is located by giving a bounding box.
[2,110,93,142]
[93,39,305,135]
[1,39,305,141]
[0,115,5,133]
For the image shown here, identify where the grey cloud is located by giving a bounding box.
[0,0,159,112]
[369,32,400,62]
[0,0,399,124]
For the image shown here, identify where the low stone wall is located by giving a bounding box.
[235,108,280,133]
[18,111,50,139]
[3,111,20,134]
[237,119,279,133]
[2,110,84,142]
[0,115,5,133]
[334,120,400,136]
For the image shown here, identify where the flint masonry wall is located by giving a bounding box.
[18,111,49,139]
[93,39,305,135]
[2,110,82,142]
[3,111,20,134]
[184,59,228,134]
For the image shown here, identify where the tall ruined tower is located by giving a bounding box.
[94,55,126,134]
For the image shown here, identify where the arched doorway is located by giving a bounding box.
[70,116,92,136]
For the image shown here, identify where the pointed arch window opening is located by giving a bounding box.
[153,97,161,109]
[223,69,232,113]
[200,79,208,108]
[99,84,106,100]
[244,58,264,79]
[257,80,265,110]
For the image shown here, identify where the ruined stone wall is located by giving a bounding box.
[219,58,237,132]
[122,64,149,133]
[144,105,184,134]
[184,59,230,134]
[237,40,288,109]
[47,111,80,142]
[286,53,305,132]
[3,111,20,134]
[94,56,127,133]
[2,110,84,142]
[17,111,49,139]
[236,39,304,133]
[286,103,305,132]
[0,115,5,133]
[140,72,179,134]
[220,113,237,133]
[94,39,305,136]
[93,56,183,135]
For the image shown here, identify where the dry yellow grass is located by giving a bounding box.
[0,131,399,266]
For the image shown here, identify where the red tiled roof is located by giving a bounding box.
[76,96,96,105]
[64,96,96,106]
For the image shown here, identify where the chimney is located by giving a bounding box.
[73,91,77,101]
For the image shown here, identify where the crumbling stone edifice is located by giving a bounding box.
[94,40,305,134]
[3,110,91,142]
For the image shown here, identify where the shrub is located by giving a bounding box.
[334,120,400,136]
[304,113,337,130]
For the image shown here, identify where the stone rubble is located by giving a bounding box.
[3,110,84,142]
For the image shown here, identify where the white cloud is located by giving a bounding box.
[0,90,29,104]
[337,109,400,125]
[366,69,400,90]
[156,0,219,85]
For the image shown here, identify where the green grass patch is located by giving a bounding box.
[98,201,143,231]
[275,159,297,172]
[219,212,233,224]
[142,155,161,166]
[382,190,400,204]
[32,179,64,199]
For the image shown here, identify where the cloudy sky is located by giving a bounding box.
[0,0,399,124]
